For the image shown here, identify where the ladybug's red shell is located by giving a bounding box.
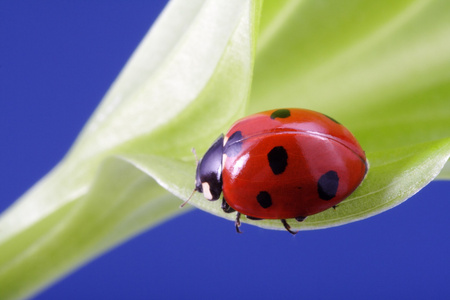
[221,108,367,220]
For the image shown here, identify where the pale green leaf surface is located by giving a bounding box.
[250,0,450,155]
[0,0,255,243]
[0,0,449,299]
[167,0,450,229]
[248,0,450,207]
[0,157,183,300]
[150,0,450,231]
[0,0,259,298]
[249,139,450,231]
[438,161,450,179]
[70,0,251,159]
[122,138,449,232]
[252,0,450,115]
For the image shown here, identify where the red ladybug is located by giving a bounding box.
[191,108,368,234]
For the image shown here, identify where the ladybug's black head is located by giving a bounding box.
[195,135,224,201]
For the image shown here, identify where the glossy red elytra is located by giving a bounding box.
[187,108,368,234]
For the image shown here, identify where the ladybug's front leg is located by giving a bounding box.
[221,197,235,213]
[222,197,242,233]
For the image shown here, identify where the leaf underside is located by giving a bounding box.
[125,138,450,232]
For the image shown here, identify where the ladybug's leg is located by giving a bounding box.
[281,219,298,235]
[221,197,235,213]
[246,216,262,220]
[235,212,242,233]
[295,216,307,222]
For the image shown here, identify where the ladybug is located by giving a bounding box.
[188,108,368,234]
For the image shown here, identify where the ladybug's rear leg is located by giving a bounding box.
[235,212,242,233]
[281,219,298,235]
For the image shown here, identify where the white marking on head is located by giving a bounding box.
[202,182,213,200]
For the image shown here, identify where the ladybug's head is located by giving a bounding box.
[194,134,224,201]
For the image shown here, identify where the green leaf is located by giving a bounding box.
[248,139,450,231]
[251,0,450,118]
[154,0,450,229]
[250,0,450,155]
[0,0,449,298]
[120,138,449,232]
[71,0,257,160]
[237,0,450,229]
[0,158,183,300]
[0,0,261,298]
[438,161,450,179]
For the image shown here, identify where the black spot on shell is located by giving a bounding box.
[256,191,272,208]
[267,146,288,175]
[224,131,243,157]
[317,170,339,200]
[270,109,291,119]
[323,114,341,125]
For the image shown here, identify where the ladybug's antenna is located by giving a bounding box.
[191,147,199,164]
[180,188,196,208]
[180,148,200,208]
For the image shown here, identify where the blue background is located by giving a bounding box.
[1,2,449,299]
